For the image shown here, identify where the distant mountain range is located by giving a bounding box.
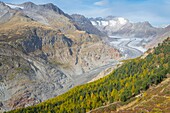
[90,16,170,39]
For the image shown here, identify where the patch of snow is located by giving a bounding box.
[97,21,101,26]
[118,17,127,25]
[101,21,109,26]
[109,35,123,38]
[119,48,124,52]
[109,20,116,26]
[5,3,24,9]
[110,41,120,46]
[91,21,97,26]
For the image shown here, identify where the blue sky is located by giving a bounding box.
[2,0,170,27]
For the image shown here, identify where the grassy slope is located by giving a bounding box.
[8,38,170,113]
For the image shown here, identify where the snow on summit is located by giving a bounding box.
[90,17,128,27]
[117,17,128,25]
[5,3,24,9]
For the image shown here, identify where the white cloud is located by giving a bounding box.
[94,0,108,6]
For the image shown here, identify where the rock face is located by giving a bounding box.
[0,2,120,111]
[71,14,106,36]
[90,16,160,38]
[145,25,170,48]
[0,2,16,23]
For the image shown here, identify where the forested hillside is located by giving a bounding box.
[90,75,170,113]
[9,37,170,113]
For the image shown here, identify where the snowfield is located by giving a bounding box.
[5,3,24,9]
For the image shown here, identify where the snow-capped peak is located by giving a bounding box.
[5,3,24,9]
[117,17,128,25]
[90,17,128,27]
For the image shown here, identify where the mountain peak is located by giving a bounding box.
[166,25,170,28]
[143,21,152,26]
[106,15,116,20]
[116,17,128,25]
[0,1,5,5]
[0,2,11,10]
[20,2,65,15]
[22,1,35,5]
[0,1,6,7]
[21,2,36,9]
[40,3,56,9]
[71,14,86,20]
[40,3,63,13]
[136,21,153,27]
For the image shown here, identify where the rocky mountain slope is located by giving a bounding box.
[0,2,120,111]
[9,37,170,113]
[90,16,162,38]
[71,14,106,37]
[146,25,170,48]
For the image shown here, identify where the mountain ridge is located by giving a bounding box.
[90,16,160,38]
